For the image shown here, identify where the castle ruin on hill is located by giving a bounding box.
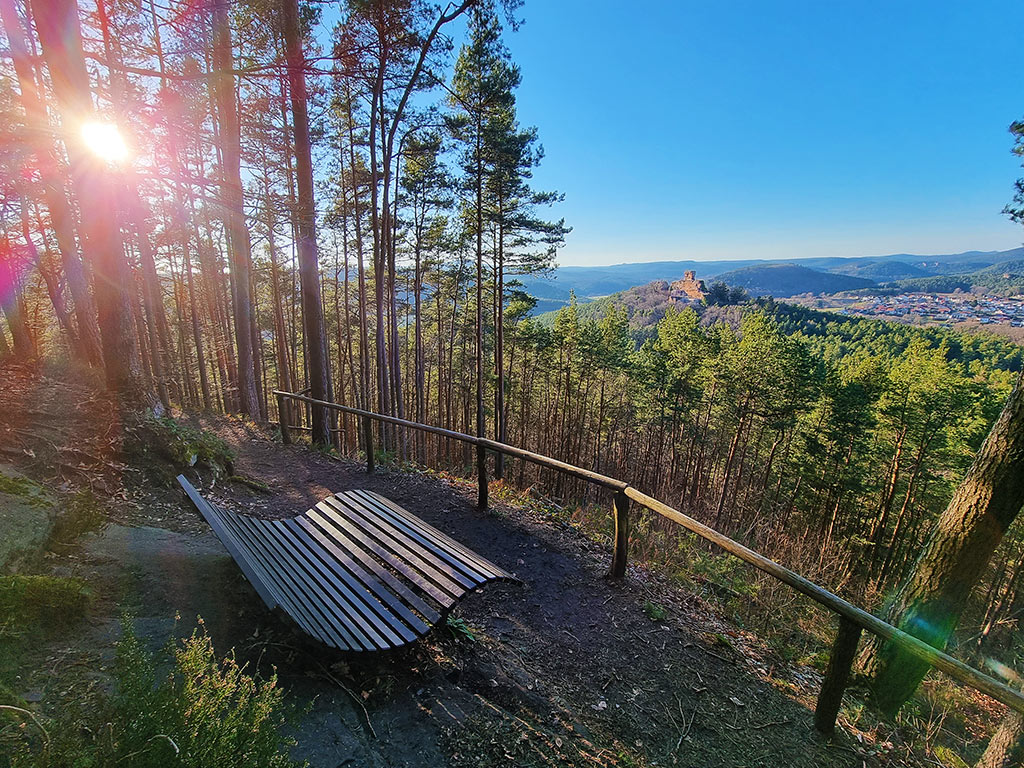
[669,271,707,302]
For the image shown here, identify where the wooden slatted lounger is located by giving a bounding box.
[177,475,514,651]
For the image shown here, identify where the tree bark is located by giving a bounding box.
[281,0,330,444]
[859,373,1024,713]
[210,0,260,418]
[31,0,144,398]
[976,710,1024,768]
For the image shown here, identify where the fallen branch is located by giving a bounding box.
[0,704,50,746]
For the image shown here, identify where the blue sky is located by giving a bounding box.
[494,0,1024,266]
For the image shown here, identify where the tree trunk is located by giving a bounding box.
[32,0,144,399]
[211,0,260,418]
[281,0,329,444]
[1,0,102,366]
[859,373,1024,713]
[976,710,1024,768]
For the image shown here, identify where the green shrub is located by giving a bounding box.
[133,414,234,477]
[642,601,667,622]
[3,619,302,768]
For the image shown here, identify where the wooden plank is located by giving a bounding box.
[322,496,471,597]
[177,476,279,612]
[356,491,509,581]
[226,512,357,650]
[308,504,457,608]
[291,515,438,627]
[609,490,629,578]
[301,501,454,610]
[346,491,493,584]
[232,513,378,651]
[268,519,410,647]
[212,505,337,646]
[217,508,345,648]
[335,492,487,587]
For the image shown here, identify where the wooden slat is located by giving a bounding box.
[339,492,489,586]
[292,515,438,627]
[233,513,378,651]
[322,496,471,598]
[308,504,458,608]
[222,507,353,649]
[268,519,408,647]
[356,490,509,581]
[303,505,456,614]
[176,475,512,653]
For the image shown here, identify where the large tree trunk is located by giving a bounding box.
[976,711,1024,768]
[859,372,1024,713]
[281,0,329,445]
[31,0,144,398]
[210,0,260,418]
[2,0,103,365]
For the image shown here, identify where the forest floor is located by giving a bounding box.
[0,362,943,767]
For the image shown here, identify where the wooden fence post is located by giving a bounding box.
[610,489,629,578]
[276,393,291,445]
[815,616,862,735]
[363,414,375,474]
[477,444,488,510]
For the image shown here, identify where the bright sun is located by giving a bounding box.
[80,121,130,164]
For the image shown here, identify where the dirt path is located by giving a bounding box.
[161,418,866,768]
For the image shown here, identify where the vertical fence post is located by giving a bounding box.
[610,489,629,578]
[363,414,375,474]
[276,393,291,445]
[815,616,862,735]
[476,443,488,510]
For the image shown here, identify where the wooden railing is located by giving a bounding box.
[274,390,1024,732]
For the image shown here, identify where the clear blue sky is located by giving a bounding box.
[496,0,1024,266]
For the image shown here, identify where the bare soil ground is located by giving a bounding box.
[0,363,886,767]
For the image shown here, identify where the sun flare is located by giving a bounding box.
[80,121,130,164]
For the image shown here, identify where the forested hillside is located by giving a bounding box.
[874,259,1024,296]
[711,263,876,296]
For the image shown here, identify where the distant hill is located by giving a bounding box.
[879,259,1024,297]
[520,247,1024,311]
[827,260,928,281]
[712,264,876,297]
[517,259,765,305]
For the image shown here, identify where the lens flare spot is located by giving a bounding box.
[81,121,130,164]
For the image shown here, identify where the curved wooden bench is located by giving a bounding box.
[177,475,513,651]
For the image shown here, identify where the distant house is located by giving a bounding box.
[669,270,707,302]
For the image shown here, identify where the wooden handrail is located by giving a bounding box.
[273,390,1024,723]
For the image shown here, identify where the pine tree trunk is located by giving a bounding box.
[32,0,144,399]
[2,0,103,366]
[859,373,1024,713]
[281,0,329,444]
[211,0,260,418]
[976,711,1024,768]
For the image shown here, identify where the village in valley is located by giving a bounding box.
[816,291,1024,327]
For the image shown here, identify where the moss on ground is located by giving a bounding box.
[0,574,91,706]
[46,489,106,551]
[0,467,54,572]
